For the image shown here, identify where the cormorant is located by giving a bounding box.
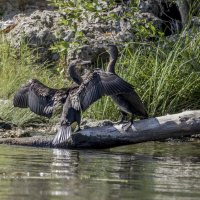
[105,45,148,127]
[13,60,133,146]
[13,60,87,118]
[52,64,134,146]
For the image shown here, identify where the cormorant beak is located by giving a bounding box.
[79,60,91,65]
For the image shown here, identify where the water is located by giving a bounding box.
[0,141,200,200]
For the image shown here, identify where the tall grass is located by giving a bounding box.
[0,32,200,125]
[0,35,66,125]
[0,35,66,98]
[84,33,200,120]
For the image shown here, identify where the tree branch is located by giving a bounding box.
[0,110,200,149]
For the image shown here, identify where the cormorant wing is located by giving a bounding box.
[28,88,54,118]
[28,79,67,118]
[74,71,133,111]
[13,79,63,118]
[13,83,30,108]
[99,71,133,95]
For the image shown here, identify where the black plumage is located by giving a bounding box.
[13,59,133,146]
[13,78,71,118]
[52,68,134,146]
[106,45,148,124]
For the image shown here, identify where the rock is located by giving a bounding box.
[0,0,194,67]
[139,0,182,35]
[63,30,75,42]
[15,129,31,138]
[135,12,163,32]
[0,0,49,19]
[5,10,65,63]
[1,2,138,64]
[0,20,17,33]
[191,17,200,31]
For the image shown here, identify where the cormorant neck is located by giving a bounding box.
[68,63,83,85]
[107,57,117,73]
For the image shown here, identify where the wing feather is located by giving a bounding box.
[30,79,56,97]
[75,71,134,111]
[13,79,69,118]
[13,83,30,108]
[100,72,133,95]
[28,89,54,118]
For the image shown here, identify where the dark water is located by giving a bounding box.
[0,141,200,200]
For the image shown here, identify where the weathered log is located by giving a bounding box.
[0,110,200,149]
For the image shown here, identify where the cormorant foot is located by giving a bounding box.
[122,121,132,131]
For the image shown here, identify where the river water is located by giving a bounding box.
[0,141,200,200]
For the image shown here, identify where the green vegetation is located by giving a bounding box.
[49,0,158,58]
[0,35,66,125]
[0,36,66,98]
[0,32,200,125]
[84,33,200,120]
[0,0,200,125]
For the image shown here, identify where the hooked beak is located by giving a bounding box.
[79,60,92,65]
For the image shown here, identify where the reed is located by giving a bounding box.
[84,33,200,120]
[0,35,65,125]
[0,32,200,125]
[0,36,65,98]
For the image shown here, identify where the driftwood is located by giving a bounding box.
[0,110,200,149]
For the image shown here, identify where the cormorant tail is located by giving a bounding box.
[52,125,72,147]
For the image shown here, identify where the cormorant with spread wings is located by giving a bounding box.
[13,60,133,146]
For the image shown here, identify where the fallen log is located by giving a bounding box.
[0,110,200,149]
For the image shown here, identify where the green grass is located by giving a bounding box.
[83,32,200,120]
[0,36,67,98]
[0,32,200,125]
[0,35,67,125]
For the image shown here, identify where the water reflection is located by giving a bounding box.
[0,141,200,199]
[51,149,79,178]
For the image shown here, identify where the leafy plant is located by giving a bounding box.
[48,0,159,63]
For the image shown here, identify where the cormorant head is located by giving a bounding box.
[69,59,91,67]
[68,59,91,85]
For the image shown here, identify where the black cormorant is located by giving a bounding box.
[106,45,148,127]
[52,65,134,146]
[13,60,133,146]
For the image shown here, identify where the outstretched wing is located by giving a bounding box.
[73,71,133,111]
[28,84,70,118]
[13,79,68,118]
[13,83,30,108]
[99,71,133,95]
[28,88,54,118]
